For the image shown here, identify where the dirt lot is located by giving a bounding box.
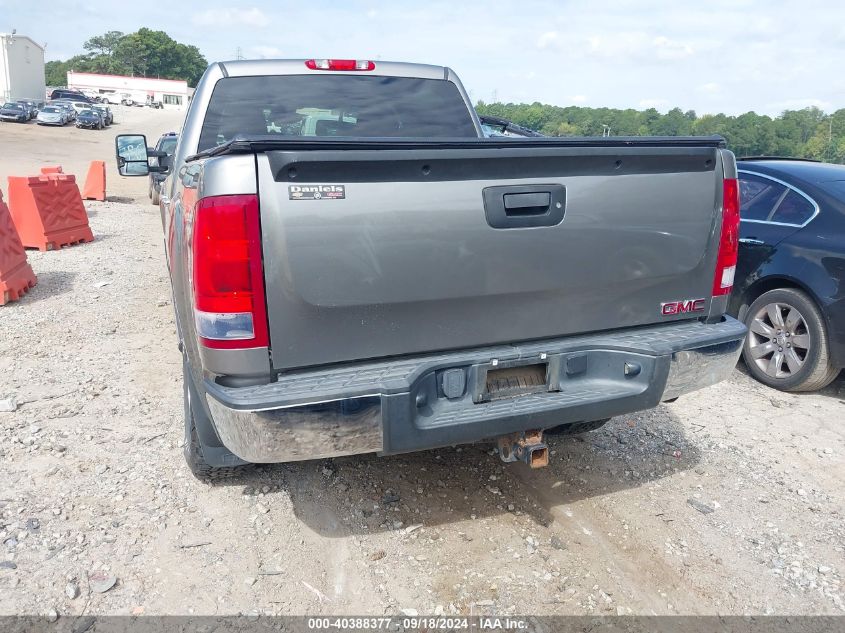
[0,105,180,203]
[1,108,844,618]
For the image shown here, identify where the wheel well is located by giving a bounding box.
[738,277,807,321]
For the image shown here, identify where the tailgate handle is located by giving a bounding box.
[483,184,566,229]
[503,192,551,215]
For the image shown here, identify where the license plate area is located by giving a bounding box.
[480,362,549,402]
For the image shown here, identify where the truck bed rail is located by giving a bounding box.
[187,134,727,162]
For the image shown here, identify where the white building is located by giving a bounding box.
[0,33,46,103]
[66,71,189,109]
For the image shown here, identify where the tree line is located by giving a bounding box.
[476,101,845,163]
[45,29,207,87]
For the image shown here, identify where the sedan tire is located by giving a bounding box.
[742,288,840,392]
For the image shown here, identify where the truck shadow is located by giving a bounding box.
[225,405,701,537]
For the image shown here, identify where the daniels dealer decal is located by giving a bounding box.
[288,185,346,200]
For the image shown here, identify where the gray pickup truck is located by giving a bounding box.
[115,59,746,478]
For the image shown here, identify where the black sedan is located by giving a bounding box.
[729,158,845,391]
[0,102,29,122]
[75,108,104,130]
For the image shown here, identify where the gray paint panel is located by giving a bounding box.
[199,345,271,378]
[198,154,257,198]
[258,149,725,371]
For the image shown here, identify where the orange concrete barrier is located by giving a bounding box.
[7,174,94,251]
[0,190,37,305]
[82,161,106,201]
[40,166,63,175]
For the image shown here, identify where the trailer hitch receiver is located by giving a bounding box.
[497,430,549,468]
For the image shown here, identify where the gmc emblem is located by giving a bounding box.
[661,298,706,316]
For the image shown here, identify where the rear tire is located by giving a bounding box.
[185,415,241,482]
[545,419,610,436]
[183,360,246,481]
[742,288,839,392]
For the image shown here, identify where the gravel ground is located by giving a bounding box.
[1,110,844,618]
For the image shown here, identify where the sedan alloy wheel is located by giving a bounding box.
[747,302,810,378]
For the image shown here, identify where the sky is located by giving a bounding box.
[1,0,842,117]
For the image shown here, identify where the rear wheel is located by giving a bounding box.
[185,414,241,482]
[742,288,839,391]
[545,419,610,436]
[183,359,246,481]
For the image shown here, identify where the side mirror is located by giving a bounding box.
[115,134,150,176]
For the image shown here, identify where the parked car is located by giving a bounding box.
[70,101,93,115]
[148,132,178,206]
[36,105,68,126]
[0,102,29,122]
[729,158,845,391]
[96,91,119,105]
[15,100,37,119]
[91,104,113,125]
[114,58,746,479]
[75,108,104,129]
[49,88,92,103]
[121,93,146,107]
[49,101,76,122]
[79,89,102,102]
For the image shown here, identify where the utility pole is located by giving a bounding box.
[828,118,833,162]
[236,47,244,61]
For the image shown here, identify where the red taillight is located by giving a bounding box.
[305,59,375,71]
[192,194,269,349]
[712,178,740,296]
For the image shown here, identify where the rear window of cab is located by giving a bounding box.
[198,75,477,152]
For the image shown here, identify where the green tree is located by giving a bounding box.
[475,101,845,164]
[650,107,692,136]
[83,31,124,58]
[46,28,208,87]
[45,60,70,86]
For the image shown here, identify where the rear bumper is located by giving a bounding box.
[204,317,746,463]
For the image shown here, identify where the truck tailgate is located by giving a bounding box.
[256,143,725,370]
